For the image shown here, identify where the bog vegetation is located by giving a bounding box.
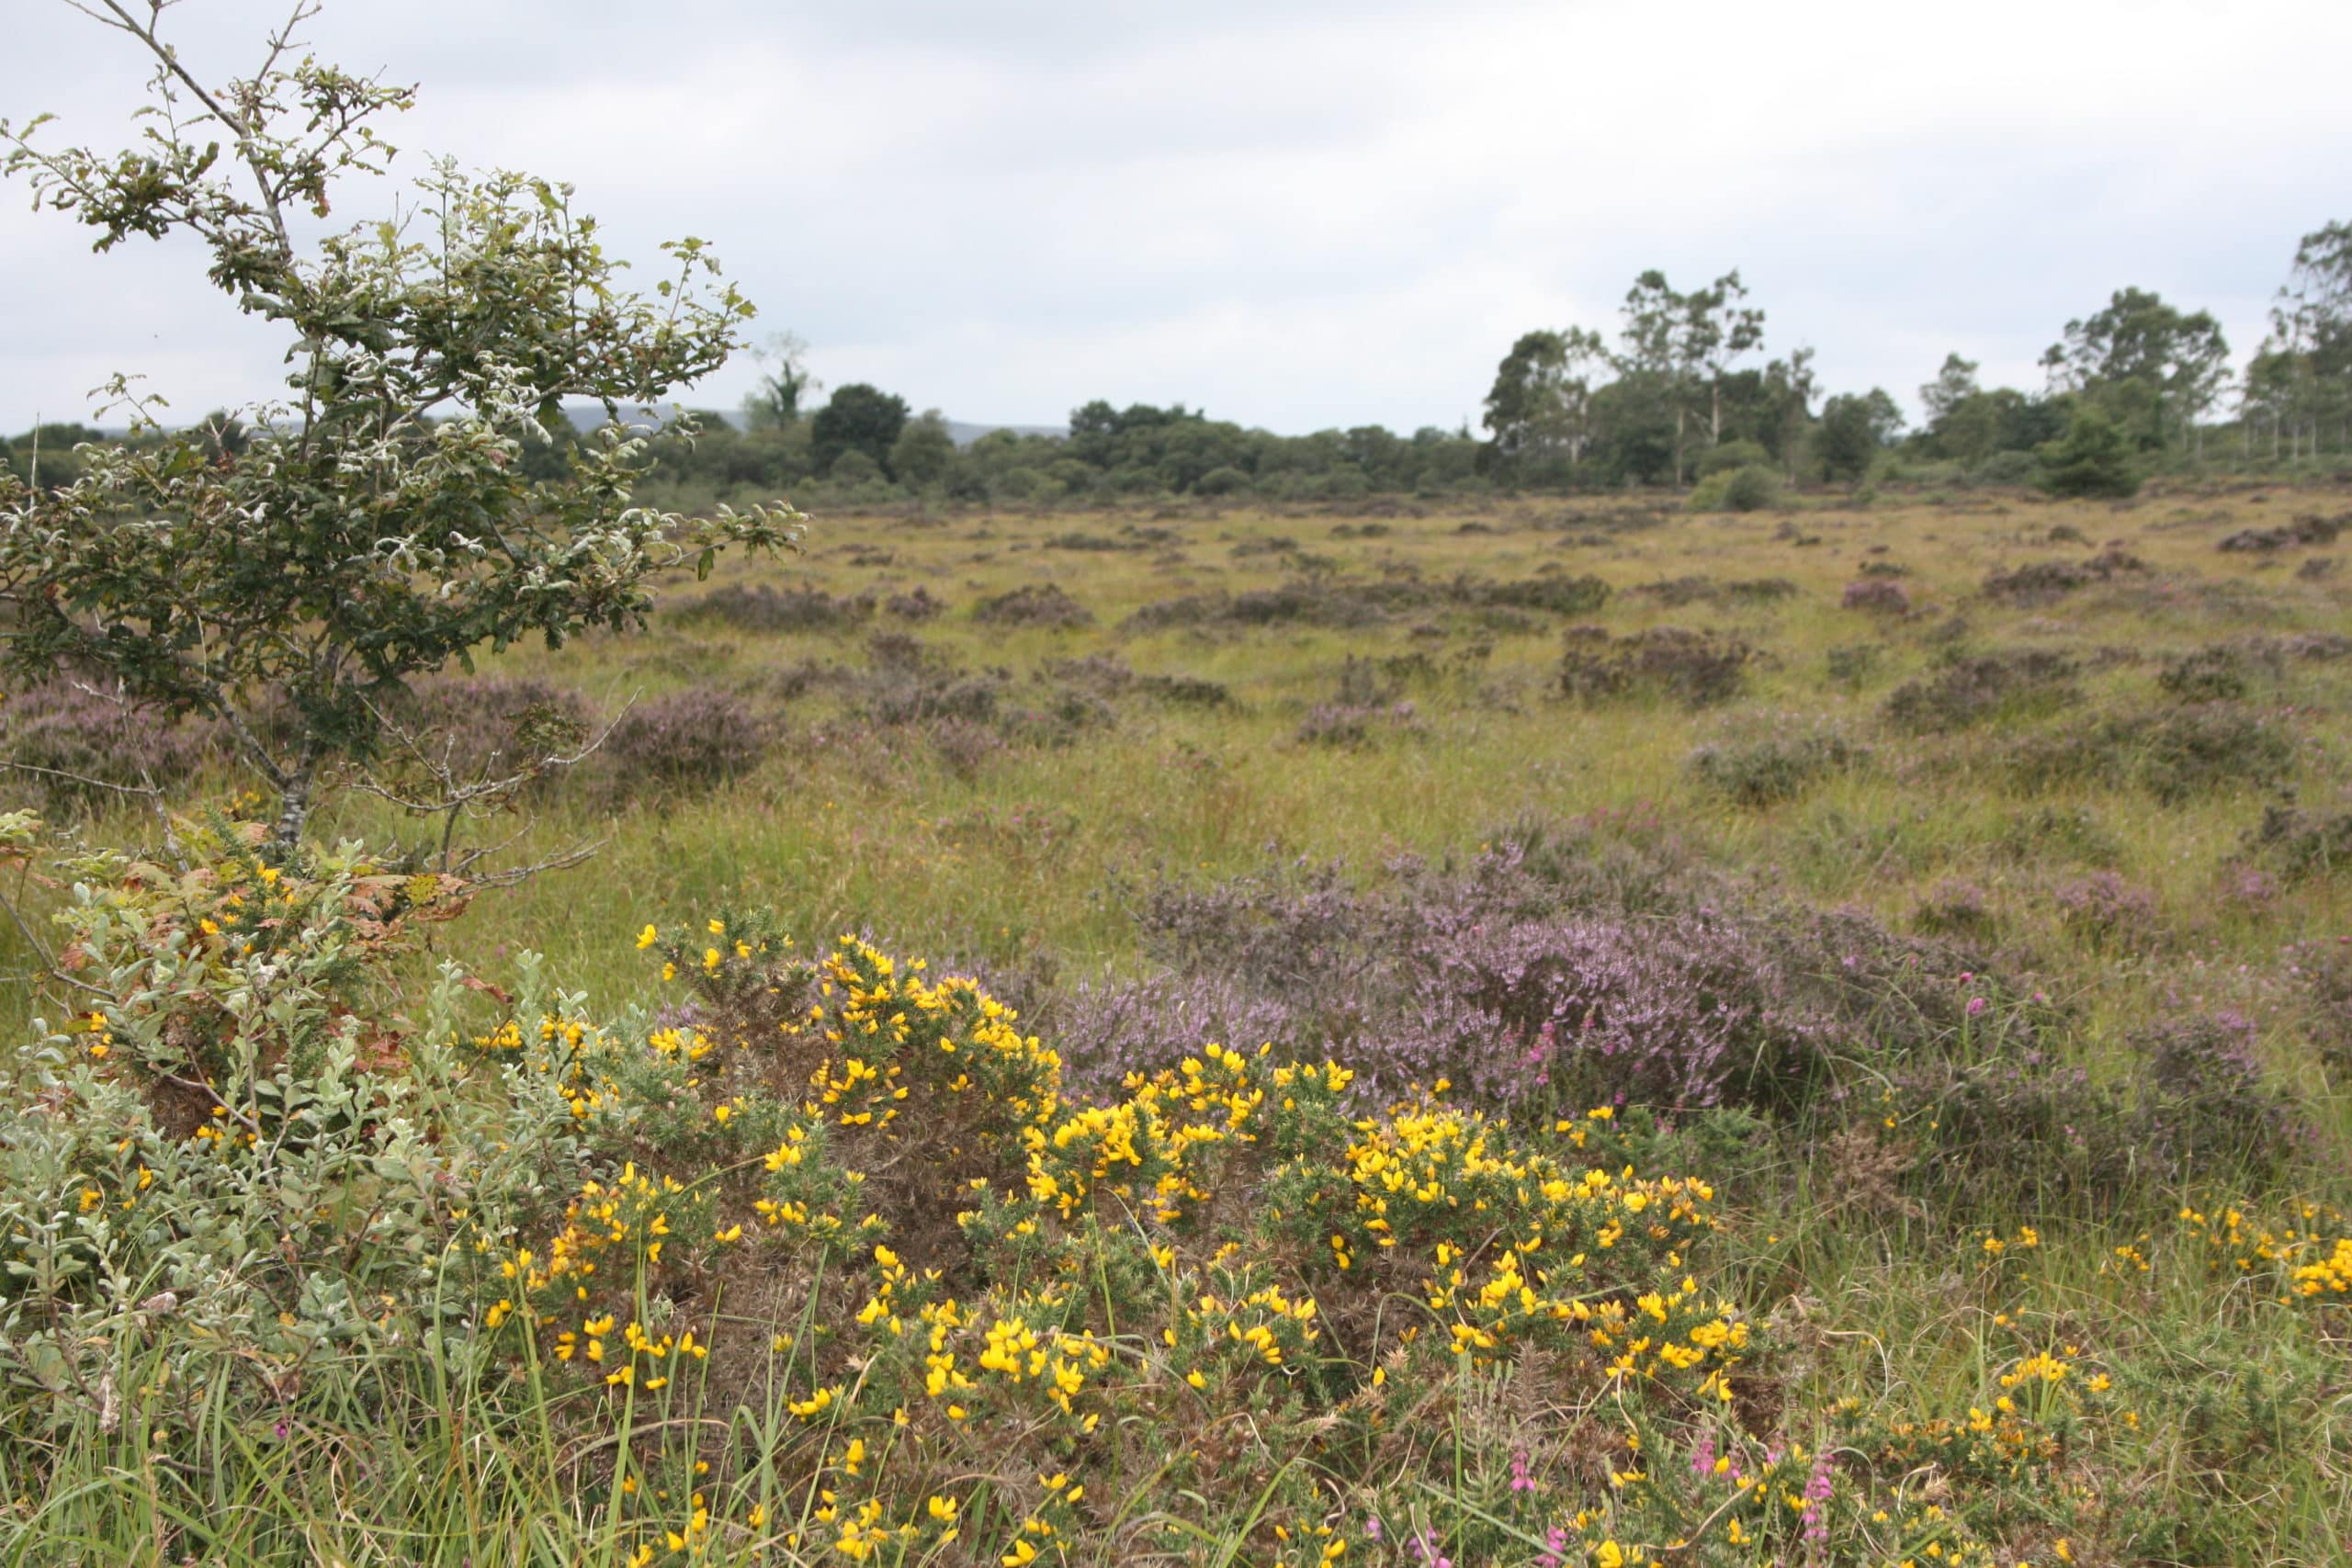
[4,7,2352,1568]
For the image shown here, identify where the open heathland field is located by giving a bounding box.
[6,479,2352,1565]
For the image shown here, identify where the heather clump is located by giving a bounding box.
[2052,871,2161,949]
[2131,1010,2298,1179]
[0,678,228,811]
[1050,829,2042,1119]
[1840,577,1911,614]
[1688,730,1865,806]
[1883,649,2079,733]
[2005,705,2295,804]
[1558,626,1754,708]
[2248,801,2352,880]
[680,581,874,634]
[971,581,1095,628]
[597,687,770,797]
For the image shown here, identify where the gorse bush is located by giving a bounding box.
[0,824,1917,1567]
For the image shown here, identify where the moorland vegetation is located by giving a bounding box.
[2,6,2351,1567]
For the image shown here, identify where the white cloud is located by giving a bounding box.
[4,0,2347,433]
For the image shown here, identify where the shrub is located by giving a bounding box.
[2035,407,2140,498]
[2157,645,2250,701]
[2006,705,2295,805]
[598,687,769,795]
[1841,578,1911,614]
[2250,802,2352,880]
[1688,462,1783,513]
[1689,733,1865,807]
[1980,551,2139,604]
[1192,464,1253,495]
[882,584,948,621]
[400,675,592,766]
[1825,642,1881,688]
[1559,626,1753,708]
[972,582,1095,628]
[2132,1011,2297,1180]
[681,582,873,634]
[1883,649,2078,734]
[2052,871,2160,949]
[1136,672,1233,707]
[1912,877,1998,939]
[1295,700,1418,747]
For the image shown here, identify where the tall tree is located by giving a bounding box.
[742,331,821,430]
[1759,347,1817,482]
[1685,270,1766,448]
[2264,220,2352,457]
[1619,271,1697,484]
[1482,326,1607,478]
[2041,288,2230,452]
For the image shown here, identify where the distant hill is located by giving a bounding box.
[557,405,1066,447]
[944,419,1066,447]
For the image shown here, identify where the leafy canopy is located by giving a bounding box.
[0,1,803,843]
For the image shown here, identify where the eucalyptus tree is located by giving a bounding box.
[2041,288,2230,454]
[0,1,802,855]
[1619,268,1762,484]
[1481,326,1608,479]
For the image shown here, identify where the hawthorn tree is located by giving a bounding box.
[0,1,802,852]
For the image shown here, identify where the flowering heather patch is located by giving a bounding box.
[597,685,770,796]
[1840,576,1911,614]
[0,677,229,809]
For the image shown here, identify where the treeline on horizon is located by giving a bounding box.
[7,219,2347,509]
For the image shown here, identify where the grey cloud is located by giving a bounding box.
[5,0,2350,434]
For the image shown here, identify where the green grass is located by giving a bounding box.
[5,479,2351,1564]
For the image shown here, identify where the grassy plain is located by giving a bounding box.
[6,478,2352,1565]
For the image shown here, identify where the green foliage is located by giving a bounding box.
[1815,389,1905,482]
[887,409,956,487]
[0,8,801,844]
[810,383,911,478]
[2035,406,2142,498]
[1686,461,1782,512]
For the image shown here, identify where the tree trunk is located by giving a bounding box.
[271,745,320,852]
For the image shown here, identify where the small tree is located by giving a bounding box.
[0,2,802,852]
[2035,406,2140,499]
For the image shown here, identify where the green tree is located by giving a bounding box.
[2041,288,2230,452]
[888,409,957,488]
[1759,347,1818,481]
[1815,389,1904,483]
[1686,270,1766,448]
[2035,405,2140,498]
[1481,326,1606,480]
[812,383,911,477]
[2258,220,2352,459]
[0,1,800,850]
[742,330,821,430]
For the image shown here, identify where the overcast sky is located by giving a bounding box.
[5,0,2348,436]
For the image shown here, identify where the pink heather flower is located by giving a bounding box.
[1800,1452,1835,1542]
[1539,1527,1570,1568]
[1966,996,1988,1017]
[1690,1432,1716,1477]
[1364,1516,1381,1541]
[1510,1449,1536,1493]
